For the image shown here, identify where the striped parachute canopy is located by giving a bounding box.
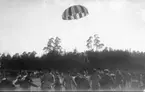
[62,5,89,20]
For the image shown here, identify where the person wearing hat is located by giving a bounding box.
[99,69,114,90]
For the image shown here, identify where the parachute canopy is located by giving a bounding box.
[62,5,89,20]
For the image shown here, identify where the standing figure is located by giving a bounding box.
[90,69,101,90]
[63,73,76,91]
[99,69,114,90]
[14,74,38,91]
[40,71,55,90]
[74,73,90,91]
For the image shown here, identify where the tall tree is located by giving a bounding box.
[93,34,104,51]
[43,37,62,54]
[53,37,62,53]
[43,38,54,53]
[86,34,104,51]
[86,36,93,51]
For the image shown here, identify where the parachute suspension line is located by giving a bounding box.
[62,5,90,57]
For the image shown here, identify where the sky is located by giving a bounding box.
[1,0,145,56]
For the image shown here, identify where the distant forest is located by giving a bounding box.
[0,34,145,73]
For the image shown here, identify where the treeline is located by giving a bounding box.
[0,34,145,72]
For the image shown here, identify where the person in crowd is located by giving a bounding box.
[115,69,124,89]
[90,68,101,90]
[63,71,76,90]
[40,70,55,90]
[99,69,114,90]
[14,74,38,90]
[74,73,90,91]
[53,71,62,91]
[0,77,16,90]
